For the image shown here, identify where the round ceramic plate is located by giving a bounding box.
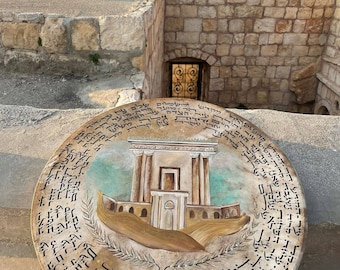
[31,99,306,270]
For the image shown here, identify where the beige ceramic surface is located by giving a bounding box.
[31,99,306,270]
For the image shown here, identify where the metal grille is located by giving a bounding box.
[171,64,199,99]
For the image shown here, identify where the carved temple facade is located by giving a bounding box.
[106,139,241,230]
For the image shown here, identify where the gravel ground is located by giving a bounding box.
[0,0,142,17]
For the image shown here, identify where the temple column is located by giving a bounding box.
[203,155,210,205]
[199,154,205,205]
[191,153,200,205]
[130,150,143,202]
[143,151,153,202]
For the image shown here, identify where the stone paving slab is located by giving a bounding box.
[0,0,142,17]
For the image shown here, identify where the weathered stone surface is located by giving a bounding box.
[99,15,145,51]
[87,88,142,108]
[291,61,320,104]
[254,18,276,32]
[71,19,99,51]
[0,22,39,49]
[40,17,67,53]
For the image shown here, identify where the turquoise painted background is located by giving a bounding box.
[84,141,252,212]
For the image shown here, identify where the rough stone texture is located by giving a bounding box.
[71,19,99,51]
[291,61,320,104]
[40,16,68,53]
[0,22,40,50]
[99,15,145,51]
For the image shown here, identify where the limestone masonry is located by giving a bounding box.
[0,0,340,114]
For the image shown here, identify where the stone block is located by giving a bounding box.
[245,45,260,56]
[0,22,39,50]
[283,33,308,45]
[261,45,278,56]
[200,32,217,44]
[227,78,241,90]
[221,56,235,65]
[264,7,285,18]
[248,66,265,77]
[219,66,232,77]
[269,33,283,44]
[216,44,230,56]
[227,0,247,3]
[202,19,217,31]
[202,44,217,54]
[16,13,44,23]
[297,8,312,19]
[309,45,323,56]
[276,20,292,33]
[229,19,244,32]
[292,46,309,56]
[269,91,284,104]
[164,18,184,31]
[184,18,202,32]
[293,20,306,32]
[176,32,200,43]
[301,0,315,7]
[206,55,217,65]
[71,20,99,51]
[245,33,259,45]
[99,15,144,51]
[285,7,298,19]
[0,12,15,22]
[254,18,276,32]
[210,66,220,78]
[217,6,234,18]
[41,17,67,53]
[261,0,275,6]
[218,92,232,104]
[165,5,180,17]
[198,7,217,18]
[232,66,247,77]
[290,76,318,103]
[276,66,291,78]
[277,0,289,6]
[234,6,263,18]
[312,9,324,19]
[181,5,198,17]
[233,33,245,44]
[305,19,324,33]
[209,78,225,91]
[217,33,233,44]
[257,90,268,103]
[270,56,284,65]
[217,19,228,32]
[266,66,277,78]
[256,56,270,65]
[230,45,245,56]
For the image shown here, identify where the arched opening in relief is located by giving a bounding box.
[140,208,147,217]
[118,206,124,212]
[163,58,210,100]
[129,207,134,214]
[202,211,208,219]
[317,105,330,115]
[214,212,220,219]
[190,210,195,219]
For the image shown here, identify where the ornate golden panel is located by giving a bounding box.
[171,64,199,99]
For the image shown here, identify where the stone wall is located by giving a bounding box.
[0,1,165,99]
[164,0,335,112]
[141,0,165,98]
[315,0,340,115]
